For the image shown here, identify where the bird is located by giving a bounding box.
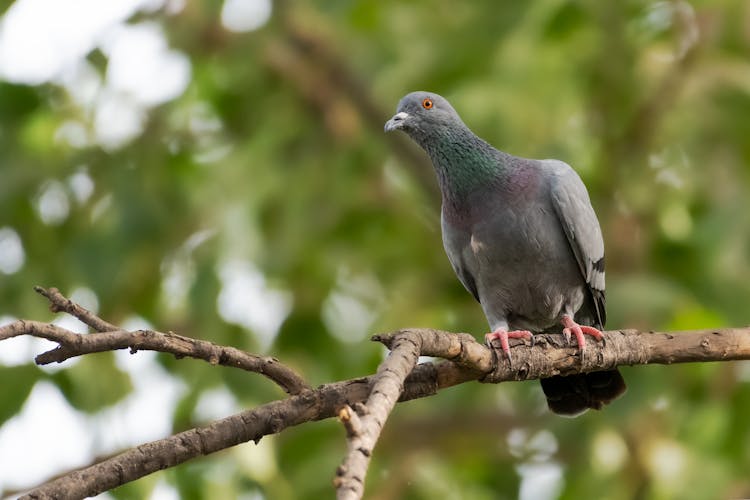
[384,91,626,415]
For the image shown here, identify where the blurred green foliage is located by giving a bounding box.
[1,0,750,498]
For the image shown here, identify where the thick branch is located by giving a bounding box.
[334,333,421,499]
[375,327,750,383]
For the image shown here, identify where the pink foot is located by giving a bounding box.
[561,315,604,361]
[484,328,533,363]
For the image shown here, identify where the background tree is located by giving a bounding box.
[1,0,749,498]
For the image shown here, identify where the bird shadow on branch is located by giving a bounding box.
[1,287,748,499]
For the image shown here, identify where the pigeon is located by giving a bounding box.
[385,91,625,415]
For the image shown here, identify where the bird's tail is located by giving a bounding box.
[540,370,626,416]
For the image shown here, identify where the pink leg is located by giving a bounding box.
[561,315,604,361]
[485,328,533,363]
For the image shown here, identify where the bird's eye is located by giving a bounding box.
[422,98,433,109]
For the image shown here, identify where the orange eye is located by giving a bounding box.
[422,98,433,109]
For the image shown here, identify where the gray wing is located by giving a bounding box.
[441,214,480,303]
[548,161,606,327]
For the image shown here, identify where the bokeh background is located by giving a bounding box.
[1,0,750,498]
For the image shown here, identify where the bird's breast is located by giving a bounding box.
[466,205,585,330]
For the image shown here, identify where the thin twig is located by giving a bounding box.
[34,286,118,332]
[0,318,310,397]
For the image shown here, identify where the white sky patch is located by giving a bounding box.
[93,90,146,151]
[221,0,272,33]
[0,0,163,84]
[0,335,36,366]
[217,259,293,352]
[645,439,687,486]
[70,286,100,315]
[591,429,628,474]
[35,180,70,226]
[234,435,278,483]
[160,254,194,316]
[516,462,564,500]
[57,60,103,112]
[0,227,25,274]
[121,314,154,332]
[151,480,181,500]
[0,316,27,366]
[194,387,240,422]
[507,427,528,457]
[101,22,191,107]
[507,428,558,461]
[92,22,191,149]
[53,313,88,335]
[55,120,91,149]
[159,231,215,317]
[92,349,186,453]
[68,169,96,205]
[322,268,384,343]
[0,382,94,491]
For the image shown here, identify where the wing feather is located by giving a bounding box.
[549,163,606,327]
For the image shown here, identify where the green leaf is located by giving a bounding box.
[0,364,43,425]
[51,352,133,413]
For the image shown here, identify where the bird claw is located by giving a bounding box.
[561,315,604,363]
[484,329,534,367]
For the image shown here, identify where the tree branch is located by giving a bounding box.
[33,286,119,332]
[334,333,422,499]
[374,327,750,384]
[0,317,310,397]
[3,289,749,499]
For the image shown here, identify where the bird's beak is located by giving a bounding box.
[384,111,409,132]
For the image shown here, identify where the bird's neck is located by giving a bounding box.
[421,126,510,217]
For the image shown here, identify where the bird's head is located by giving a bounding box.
[384,91,463,141]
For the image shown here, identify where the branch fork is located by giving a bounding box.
[1,287,749,499]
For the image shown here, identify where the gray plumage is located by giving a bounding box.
[385,91,625,415]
